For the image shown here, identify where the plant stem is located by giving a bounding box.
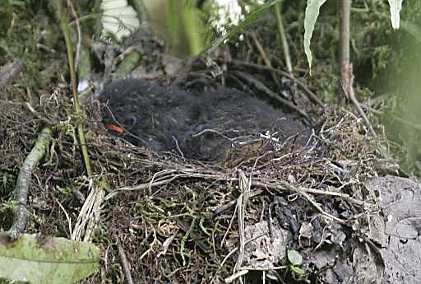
[55,0,92,176]
[339,0,351,103]
[274,1,293,75]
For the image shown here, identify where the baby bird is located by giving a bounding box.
[100,79,308,161]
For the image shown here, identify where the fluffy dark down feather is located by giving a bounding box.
[100,79,308,161]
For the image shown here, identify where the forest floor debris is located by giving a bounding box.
[2,82,406,282]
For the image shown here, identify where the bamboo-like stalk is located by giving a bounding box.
[55,0,92,176]
[338,0,376,136]
[339,0,351,103]
[273,1,293,75]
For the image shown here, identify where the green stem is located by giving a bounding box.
[181,1,202,55]
[273,1,293,74]
[55,0,92,176]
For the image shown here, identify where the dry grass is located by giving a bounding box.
[0,84,389,282]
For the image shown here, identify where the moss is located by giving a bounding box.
[0,0,64,89]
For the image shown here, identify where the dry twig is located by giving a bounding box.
[117,237,134,284]
[232,60,324,107]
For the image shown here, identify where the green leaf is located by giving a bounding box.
[304,0,328,74]
[287,249,303,266]
[388,0,404,29]
[0,233,100,284]
[101,0,140,42]
[290,265,306,276]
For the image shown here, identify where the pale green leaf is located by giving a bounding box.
[101,0,140,41]
[287,249,303,266]
[304,0,328,74]
[290,265,306,275]
[388,0,404,29]
[0,233,100,284]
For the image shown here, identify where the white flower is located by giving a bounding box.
[210,0,244,36]
[209,0,265,36]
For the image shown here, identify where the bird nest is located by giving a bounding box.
[0,80,386,283]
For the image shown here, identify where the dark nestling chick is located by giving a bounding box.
[100,79,308,161]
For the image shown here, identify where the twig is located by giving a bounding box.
[66,0,82,71]
[232,60,324,107]
[233,170,251,274]
[213,232,267,283]
[253,180,372,208]
[225,270,248,283]
[340,64,376,137]
[139,228,157,260]
[349,88,376,137]
[233,70,311,121]
[177,220,209,252]
[273,2,293,75]
[192,128,237,142]
[112,46,137,67]
[220,203,238,248]
[180,217,196,266]
[118,168,373,209]
[250,31,281,88]
[116,237,134,284]
[56,198,73,237]
[172,136,185,159]
[7,127,52,240]
[214,189,264,215]
[298,191,345,224]
[239,266,287,271]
